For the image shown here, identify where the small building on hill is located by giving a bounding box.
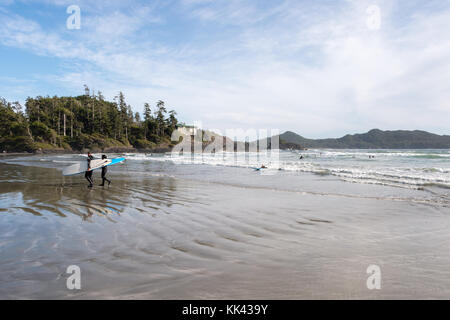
[175,124,198,136]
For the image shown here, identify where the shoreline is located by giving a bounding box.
[3,149,450,194]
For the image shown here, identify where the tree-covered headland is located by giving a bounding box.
[0,86,180,153]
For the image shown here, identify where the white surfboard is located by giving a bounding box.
[63,159,112,176]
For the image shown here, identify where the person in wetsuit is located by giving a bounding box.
[85,152,94,188]
[99,155,111,187]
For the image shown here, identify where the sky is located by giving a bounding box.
[1,0,450,138]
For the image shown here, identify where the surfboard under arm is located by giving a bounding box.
[62,158,125,176]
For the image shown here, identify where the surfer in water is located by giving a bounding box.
[85,152,94,188]
[99,155,111,187]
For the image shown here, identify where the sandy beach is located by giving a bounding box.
[1,152,450,299]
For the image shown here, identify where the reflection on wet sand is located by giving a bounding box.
[0,163,182,222]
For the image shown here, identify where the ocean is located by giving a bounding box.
[0,149,449,299]
[131,148,450,189]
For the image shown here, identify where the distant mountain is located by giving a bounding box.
[182,130,305,151]
[278,129,450,149]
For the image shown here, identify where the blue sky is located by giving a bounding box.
[1,0,450,138]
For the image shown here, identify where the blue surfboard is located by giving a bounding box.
[104,157,126,168]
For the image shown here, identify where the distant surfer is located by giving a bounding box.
[85,152,94,188]
[99,155,111,187]
[261,165,267,169]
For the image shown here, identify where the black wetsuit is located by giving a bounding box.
[85,155,94,187]
[100,166,111,186]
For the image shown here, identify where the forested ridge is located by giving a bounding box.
[279,129,450,149]
[0,86,180,153]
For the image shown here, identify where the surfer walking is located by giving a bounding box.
[99,155,111,187]
[85,152,94,188]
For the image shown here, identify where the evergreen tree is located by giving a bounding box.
[0,86,180,152]
[156,100,167,138]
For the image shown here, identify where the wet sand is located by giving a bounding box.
[1,160,450,299]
